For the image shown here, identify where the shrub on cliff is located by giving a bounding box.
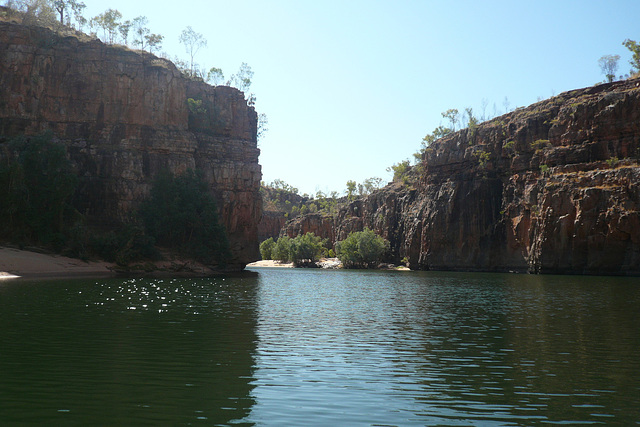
[140,169,230,266]
[336,228,389,269]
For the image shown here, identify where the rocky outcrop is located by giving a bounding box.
[0,21,261,269]
[258,211,287,242]
[281,212,335,243]
[284,79,640,275]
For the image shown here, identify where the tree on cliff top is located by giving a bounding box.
[91,8,122,44]
[179,26,207,77]
[228,62,253,93]
[599,54,620,82]
[623,39,640,74]
[52,0,84,25]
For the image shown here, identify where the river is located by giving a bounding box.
[0,268,638,425]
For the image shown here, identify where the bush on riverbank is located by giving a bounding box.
[260,232,329,267]
[335,228,389,269]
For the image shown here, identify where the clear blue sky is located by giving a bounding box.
[82,0,640,196]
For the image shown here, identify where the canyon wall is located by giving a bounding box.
[0,21,262,269]
[283,79,640,275]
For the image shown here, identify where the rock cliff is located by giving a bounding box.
[283,79,640,275]
[0,20,261,269]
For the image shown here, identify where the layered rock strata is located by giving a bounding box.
[283,79,640,275]
[0,21,261,269]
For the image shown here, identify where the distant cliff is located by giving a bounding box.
[0,20,262,269]
[283,79,640,275]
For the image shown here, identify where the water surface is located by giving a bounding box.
[0,269,638,425]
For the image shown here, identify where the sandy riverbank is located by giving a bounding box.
[0,247,115,279]
[246,260,295,268]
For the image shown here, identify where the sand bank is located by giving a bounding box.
[0,247,115,279]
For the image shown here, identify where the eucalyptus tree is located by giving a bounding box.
[207,67,224,85]
[179,26,207,77]
[92,9,122,43]
[51,0,85,25]
[132,15,149,50]
[623,39,640,74]
[599,54,620,82]
[228,62,253,93]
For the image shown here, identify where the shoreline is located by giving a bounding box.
[0,247,116,280]
[0,248,409,280]
[246,260,295,268]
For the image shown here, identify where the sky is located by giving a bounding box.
[81,0,640,196]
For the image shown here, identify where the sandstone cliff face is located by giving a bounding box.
[0,21,261,269]
[283,79,640,275]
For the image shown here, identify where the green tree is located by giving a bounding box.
[335,228,389,269]
[132,15,149,50]
[257,113,269,141]
[599,54,620,82]
[207,67,225,85]
[228,62,253,93]
[289,232,325,266]
[362,177,383,195]
[118,19,131,44]
[52,0,85,25]
[272,235,292,262]
[145,33,163,53]
[422,125,452,148]
[346,180,357,201]
[0,132,78,244]
[140,169,230,266]
[623,39,640,74]
[442,108,459,131]
[179,26,207,77]
[92,9,122,44]
[387,159,411,183]
[259,237,275,260]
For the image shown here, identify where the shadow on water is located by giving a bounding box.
[0,274,260,426]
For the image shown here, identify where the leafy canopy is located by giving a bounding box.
[261,233,327,266]
[0,132,78,246]
[140,169,230,266]
[335,228,389,269]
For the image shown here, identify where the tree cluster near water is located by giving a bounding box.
[260,233,329,267]
[0,133,230,266]
[259,228,390,269]
[335,229,390,269]
[0,132,77,247]
[140,169,231,267]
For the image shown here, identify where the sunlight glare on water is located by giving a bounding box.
[0,269,639,426]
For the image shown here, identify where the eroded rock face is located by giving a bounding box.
[284,79,640,275]
[0,21,261,269]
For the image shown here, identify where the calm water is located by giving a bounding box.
[0,269,639,426]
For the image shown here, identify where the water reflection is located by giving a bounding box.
[0,275,259,425]
[1,270,639,425]
[244,269,640,426]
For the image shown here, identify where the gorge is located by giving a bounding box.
[1,15,639,276]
